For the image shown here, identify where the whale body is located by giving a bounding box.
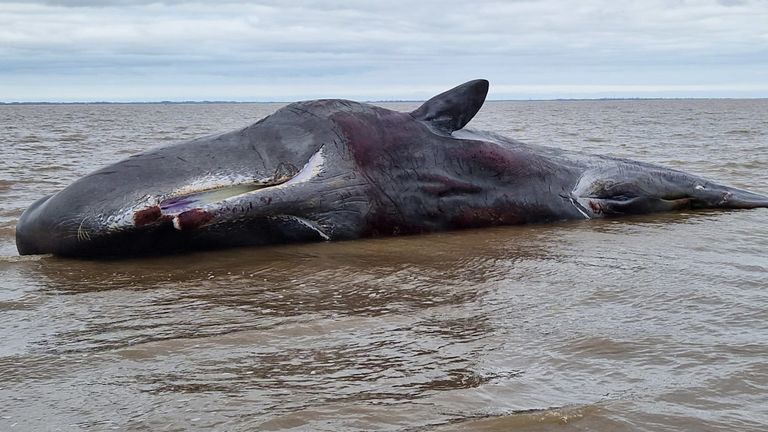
[15,80,768,257]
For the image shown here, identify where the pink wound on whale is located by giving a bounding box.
[173,209,213,230]
[133,205,162,227]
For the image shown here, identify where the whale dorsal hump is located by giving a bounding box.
[410,79,489,133]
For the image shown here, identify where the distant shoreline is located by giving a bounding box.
[1,98,766,105]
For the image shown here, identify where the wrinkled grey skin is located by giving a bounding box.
[16,80,768,257]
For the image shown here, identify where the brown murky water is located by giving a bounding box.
[1,100,767,431]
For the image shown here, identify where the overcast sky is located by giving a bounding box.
[1,0,767,101]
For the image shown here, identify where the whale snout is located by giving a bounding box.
[16,194,61,255]
[15,192,113,256]
[14,152,345,257]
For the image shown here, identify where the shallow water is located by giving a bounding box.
[1,100,767,431]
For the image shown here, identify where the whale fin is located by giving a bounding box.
[411,79,489,133]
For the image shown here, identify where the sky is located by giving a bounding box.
[1,0,767,102]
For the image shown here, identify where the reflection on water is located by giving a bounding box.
[1,101,768,431]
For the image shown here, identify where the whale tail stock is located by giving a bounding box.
[711,186,768,209]
[571,166,768,217]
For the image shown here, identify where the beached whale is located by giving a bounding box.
[15,79,768,257]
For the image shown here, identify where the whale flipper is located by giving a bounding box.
[411,79,489,133]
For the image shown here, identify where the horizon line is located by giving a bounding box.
[3,97,768,105]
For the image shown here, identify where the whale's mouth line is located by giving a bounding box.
[128,179,288,229]
[158,183,277,216]
[130,146,326,230]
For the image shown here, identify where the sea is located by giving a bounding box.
[1,99,767,431]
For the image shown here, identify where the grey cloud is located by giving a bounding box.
[13,0,242,6]
[0,0,767,101]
